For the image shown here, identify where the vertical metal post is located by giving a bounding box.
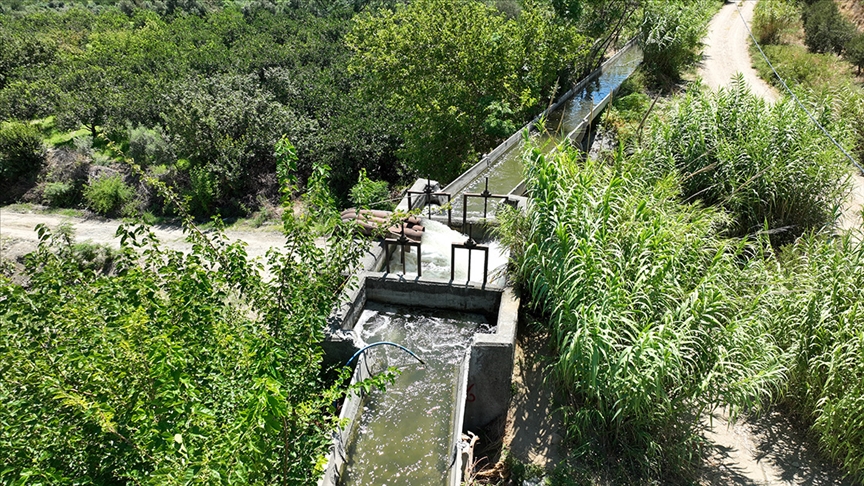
[466,223,473,281]
[483,248,489,285]
[417,245,422,278]
[483,177,489,219]
[462,194,469,229]
[427,178,433,219]
[400,225,406,268]
[450,245,455,281]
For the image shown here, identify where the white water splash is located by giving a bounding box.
[386,219,508,283]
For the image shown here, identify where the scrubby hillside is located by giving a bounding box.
[838,0,864,31]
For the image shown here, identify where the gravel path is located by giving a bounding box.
[698,2,855,484]
[698,0,779,101]
[0,207,287,269]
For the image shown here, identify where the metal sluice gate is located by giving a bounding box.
[386,177,508,285]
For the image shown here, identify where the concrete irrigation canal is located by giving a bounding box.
[319,42,643,486]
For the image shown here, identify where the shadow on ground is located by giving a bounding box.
[700,407,853,485]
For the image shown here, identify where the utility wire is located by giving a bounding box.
[734,2,864,175]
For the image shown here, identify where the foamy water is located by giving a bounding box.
[386,219,508,282]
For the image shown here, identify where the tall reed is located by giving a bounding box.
[643,78,850,245]
[763,232,864,481]
[498,145,785,476]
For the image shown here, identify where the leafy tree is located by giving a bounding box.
[160,73,316,214]
[0,78,61,121]
[846,33,864,74]
[348,0,586,182]
[574,0,642,70]
[0,27,57,90]
[56,65,121,138]
[803,0,855,55]
[0,195,367,484]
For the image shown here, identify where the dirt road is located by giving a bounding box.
[0,207,287,267]
[698,0,779,101]
[698,2,856,484]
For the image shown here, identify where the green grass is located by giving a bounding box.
[29,117,91,147]
[750,43,854,91]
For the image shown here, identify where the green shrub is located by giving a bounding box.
[187,166,218,216]
[643,78,849,244]
[84,174,135,216]
[803,0,855,55]
[0,215,368,485]
[127,125,173,167]
[0,121,44,182]
[42,181,79,208]
[753,0,802,45]
[752,44,851,89]
[70,240,119,274]
[349,169,392,210]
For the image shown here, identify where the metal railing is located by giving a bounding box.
[450,224,489,285]
[406,178,452,226]
[461,177,510,228]
[384,225,422,277]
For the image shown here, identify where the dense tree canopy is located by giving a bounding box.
[0,3,406,214]
[348,0,588,181]
[0,0,602,215]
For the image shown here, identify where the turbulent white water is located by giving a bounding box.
[386,219,508,282]
[341,304,491,486]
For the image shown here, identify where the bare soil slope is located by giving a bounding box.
[837,0,864,31]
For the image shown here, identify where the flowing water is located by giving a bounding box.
[446,45,643,220]
[386,219,509,282]
[340,303,493,486]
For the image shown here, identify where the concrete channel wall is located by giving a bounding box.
[444,38,640,201]
[319,268,518,486]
